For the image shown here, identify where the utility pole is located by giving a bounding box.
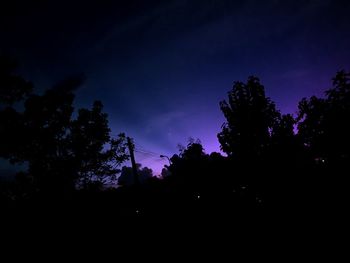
[127,136,139,185]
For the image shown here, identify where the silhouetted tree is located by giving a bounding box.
[297,70,350,166]
[269,113,303,165]
[178,138,206,160]
[118,163,154,186]
[295,70,350,208]
[161,167,171,178]
[0,58,128,194]
[218,76,280,161]
[217,77,306,205]
[167,139,210,192]
[70,102,128,188]
[20,78,79,192]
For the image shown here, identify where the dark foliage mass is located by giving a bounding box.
[118,163,153,186]
[1,56,349,231]
[0,56,128,198]
[218,76,280,159]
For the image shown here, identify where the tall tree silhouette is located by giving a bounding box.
[71,103,128,188]
[298,70,350,166]
[218,76,280,161]
[296,70,350,208]
[0,57,128,194]
[20,78,78,192]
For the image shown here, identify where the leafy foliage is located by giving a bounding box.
[0,57,128,192]
[71,103,128,187]
[297,70,350,164]
[218,76,280,159]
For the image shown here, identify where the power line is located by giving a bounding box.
[134,143,162,153]
[110,134,171,166]
[135,149,159,157]
[135,147,160,155]
[110,134,162,156]
[133,153,154,162]
[135,146,162,156]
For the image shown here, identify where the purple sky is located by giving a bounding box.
[1,0,350,175]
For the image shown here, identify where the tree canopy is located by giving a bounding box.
[218,76,280,160]
[297,70,350,165]
[0,57,128,193]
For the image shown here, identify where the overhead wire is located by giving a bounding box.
[109,134,170,168]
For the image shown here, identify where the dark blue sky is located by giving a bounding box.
[1,0,350,174]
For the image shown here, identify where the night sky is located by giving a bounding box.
[1,0,350,174]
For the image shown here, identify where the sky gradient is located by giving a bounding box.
[1,0,350,174]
